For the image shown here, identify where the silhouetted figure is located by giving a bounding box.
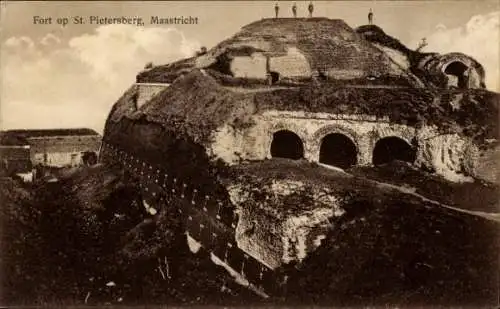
[275,2,280,18]
[308,1,314,18]
[368,8,373,24]
[416,37,427,51]
[292,2,297,18]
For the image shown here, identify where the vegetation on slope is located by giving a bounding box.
[255,84,499,144]
[137,18,418,86]
[110,71,499,150]
[355,25,487,90]
[136,57,197,84]
[356,24,430,65]
[0,167,253,306]
[285,191,499,306]
[1,158,498,306]
[114,70,257,144]
[349,161,499,213]
[228,159,498,306]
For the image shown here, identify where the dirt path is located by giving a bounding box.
[373,180,500,222]
[318,162,500,222]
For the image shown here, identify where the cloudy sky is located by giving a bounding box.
[1,1,498,133]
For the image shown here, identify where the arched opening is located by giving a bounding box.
[444,61,469,89]
[270,130,304,160]
[372,137,416,165]
[82,151,98,166]
[319,133,357,169]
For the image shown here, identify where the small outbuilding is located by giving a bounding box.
[0,128,101,179]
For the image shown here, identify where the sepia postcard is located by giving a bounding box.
[0,0,499,307]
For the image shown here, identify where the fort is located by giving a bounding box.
[0,128,101,181]
[99,17,499,296]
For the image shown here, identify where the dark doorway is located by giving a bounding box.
[82,151,98,166]
[319,133,357,169]
[270,130,304,160]
[444,61,469,89]
[372,137,416,165]
[269,71,280,84]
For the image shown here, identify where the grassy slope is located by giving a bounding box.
[355,25,431,67]
[138,70,256,144]
[349,161,499,213]
[137,18,413,85]
[228,160,498,306]
[1,160,498,306]
[0,178,40,301]
[285,193,499,306]
[211,18,403,76]
[136,57,197,84]
[255,85,499,144]
[229,159,500,306]
[0,167,254,306]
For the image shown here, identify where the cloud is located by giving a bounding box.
[69,25,199,86]
[413,11,499,91]
[40,33,61,46]
[4,36,35,50]
[1,25,200,133]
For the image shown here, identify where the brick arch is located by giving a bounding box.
[366,127,417,164]
[267,122,307,159]
[270,130,305,160]
[368,127,416,147]
[311,124,360,166]
[270,122,308,143]
[312,124,360,149]
[372,135,417,165]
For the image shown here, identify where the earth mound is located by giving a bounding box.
[1,163,498,306]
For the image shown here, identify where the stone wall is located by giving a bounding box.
[268,47,311,78]
[417,52,485,89]
[33,151,81,167]
[28,135,101,167]
[209,110,415,166]
[99,141,282,296]
[136,83,170,108]
[230,54,268,79]
[230,48,312,80]
[209,110,480,182]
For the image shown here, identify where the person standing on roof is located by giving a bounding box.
[275,2,280,18]
[308,1,314,18]
[292,2,297,18]
[368,8,374,25]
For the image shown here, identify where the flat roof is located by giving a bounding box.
[0,128,100,146]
